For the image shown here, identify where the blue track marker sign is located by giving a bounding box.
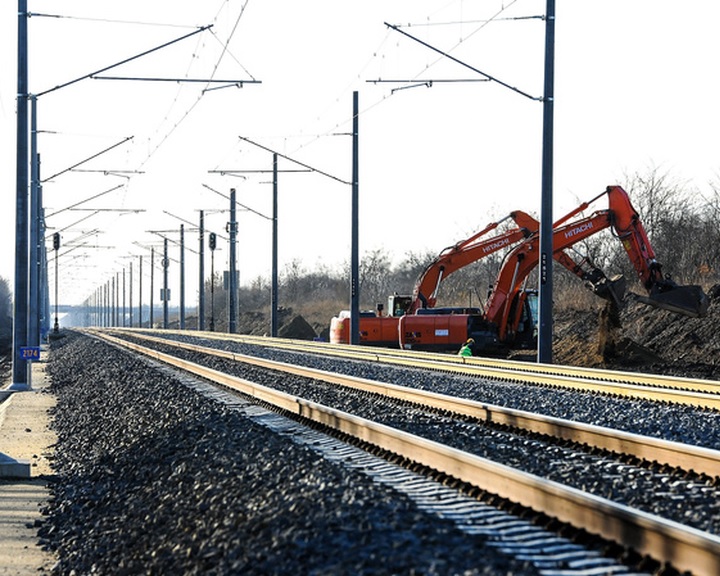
[20,346,41,361]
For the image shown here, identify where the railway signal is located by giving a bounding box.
[53,232,60,333]
[209,232,216,331]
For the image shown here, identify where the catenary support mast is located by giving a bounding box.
[538,0,556,364]
[11,0,29,389]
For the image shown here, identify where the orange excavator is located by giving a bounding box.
[330,209,541,347]
[331,186,709,354]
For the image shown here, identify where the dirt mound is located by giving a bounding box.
[553,286,720,380]
[278,315,317,340]
[236,307,319,340]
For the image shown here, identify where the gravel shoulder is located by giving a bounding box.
[0,358,57,575]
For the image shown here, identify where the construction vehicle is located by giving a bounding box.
[330,186,709,354]
[330,210,541,348]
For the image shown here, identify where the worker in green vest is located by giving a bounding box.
[458,338,474,357]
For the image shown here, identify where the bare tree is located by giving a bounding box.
[694,179,720,285]
[623,166,690,243]
[280,258,305,303]
[239,275,270,311]
[386,250,434,296]
[357,248,392,309]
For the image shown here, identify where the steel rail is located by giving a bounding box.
[129,328,720,395]
[102,329,720,477]
[89,329,720,576]
[113,328,720,410]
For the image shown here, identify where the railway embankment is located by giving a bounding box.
[18,332,538,575]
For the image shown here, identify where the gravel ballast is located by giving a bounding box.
[135,332,720,536]
[164,332,720,450]
[42,332,539,575]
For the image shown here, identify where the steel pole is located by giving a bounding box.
[122,268,126,327]
[180,224,185,330]
[138,255,143,327]
[198,210,205,331]
[114,273,117,326]
[11,0,29,388]
[150,248,155,328]
[210,247,215,332]
[129,261,133,327]
[40,208,49,338]
[28,96,39,347]
[53,248,59,333]
[538,0,556,364]
[228,188,237,334]
[271,154,278,337]
[350,91,360,345]
[163,238,169,329]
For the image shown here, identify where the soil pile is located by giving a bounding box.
[235,307,320,340]
[553,286,720,380]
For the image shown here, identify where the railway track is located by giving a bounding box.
[125,328,720,407]
[90,328,720,576]
[104,329,720,477]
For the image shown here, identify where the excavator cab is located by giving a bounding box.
[388,294,413,317]
[508,290,538,349]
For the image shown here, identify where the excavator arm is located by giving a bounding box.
[554,249,627,307]
[485,185,708,341]
[409,211,539,314]
[605,185,709,316]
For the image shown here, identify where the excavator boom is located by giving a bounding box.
[410,211,538,313]
[485,186,708,341]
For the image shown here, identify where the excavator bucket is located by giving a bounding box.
[591,274,626,307]
[636,283,710,318]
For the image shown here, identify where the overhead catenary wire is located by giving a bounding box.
[384,21,541,102]
[25,15,223,302]
[136,0,255,172]
[394,14,545,28]
[42,136,134,183]
[48,211,101,234]
[28,12,203,29]
[93,76,260,85]
[41,1,545,308]
[268,0,527,164]
[201,183,271,221]
[36,25,213,98]
[45,184,126,218]
[237,136,352,186]
[61,1,257,294]
[389,0,524,81]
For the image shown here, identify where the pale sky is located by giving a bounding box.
[1,1,719,308]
